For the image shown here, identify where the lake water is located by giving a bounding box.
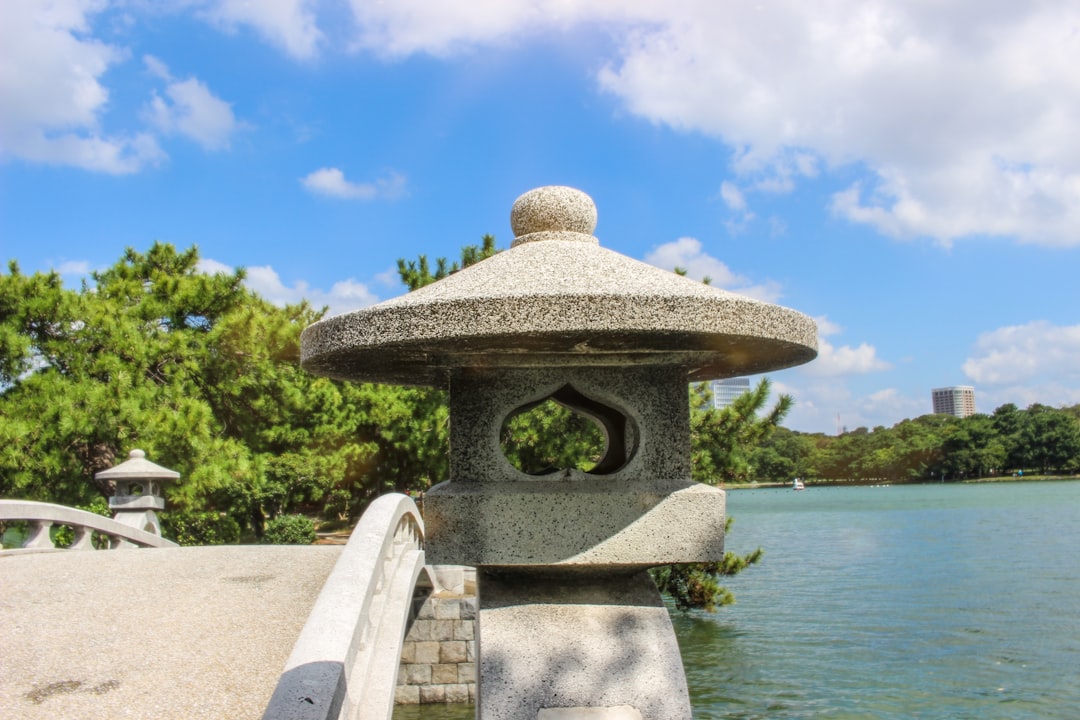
[396,481,1080,719]
[679,481,1080,719]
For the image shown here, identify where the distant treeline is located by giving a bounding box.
[746,403,1080,484]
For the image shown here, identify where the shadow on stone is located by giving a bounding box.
[262,661,346,720]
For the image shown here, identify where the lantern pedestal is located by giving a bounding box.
[477,570,690,720]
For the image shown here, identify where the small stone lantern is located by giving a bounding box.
[301,187,817,719]
[97,449,180,538]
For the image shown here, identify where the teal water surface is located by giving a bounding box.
[676,481,1080,719]
[396,481,1080,719]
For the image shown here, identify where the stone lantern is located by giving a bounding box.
[97,449,180,538]
[301,186,817,719]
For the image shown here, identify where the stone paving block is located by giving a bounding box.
[414,641,441,664]
[419,685,446,703]
[417,598,437,619]
[440,640,467,663]
[395,685,420,705]
[466,640,476,662]
[432,619,455,641]
[454,619,474,640]
[434,598,461,620]
[458,662,475,683]
[411,619,432,641]
[404,663,432,685]
[400,640,416,664]
[431,663,458,684]
[461,596,478,619]
[445,683,470,703]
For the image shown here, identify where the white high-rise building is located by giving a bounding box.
[710,377,751,410]
[932,386,976,418]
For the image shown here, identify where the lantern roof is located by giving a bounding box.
[95,449,180,482]
[301,186,817,387]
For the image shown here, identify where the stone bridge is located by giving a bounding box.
[1,494,454,720]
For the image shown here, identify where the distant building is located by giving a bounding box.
[932,386,976,418]
[710,377,751,410]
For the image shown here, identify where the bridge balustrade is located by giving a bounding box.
[263,492,429,720]
[0,499,178,552]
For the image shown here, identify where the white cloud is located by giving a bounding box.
[807,337,892,377]
[143,56,240,151]
[717,180,755,234]
[596,4,1080,246]
[199,0,323,60]
[976,382,1080,414]
[347,1,1080,246]
[719,181,747,213]
[201,259,379,317]
[144,54,171,80]
[782,317,1080,434]
[773,313,898,431]
[346,0,632,58]
[642,237,781,301]
[300,167,407,200]
[777,378,925,435]
[814,315,843,337]
[0,0,163,173]
[373,267,403,288]
[55,260,92,276]
[197,258,234,276]
[246,266,379,317]
[801,317,890,378]
[963,321,1080,386]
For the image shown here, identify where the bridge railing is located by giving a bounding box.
[0,499,178,552]
[263,493,429,720]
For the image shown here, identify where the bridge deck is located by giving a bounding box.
[1,545,343,720]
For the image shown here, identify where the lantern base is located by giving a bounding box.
[477,569,691,720]
[423,477,725,568]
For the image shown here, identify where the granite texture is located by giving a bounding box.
[446,365,689,484]
[0,546,341,720]
[510,186,598,239]
[300,188,817,387]
[424,477,725,568]
[425,364,726,568]
[477,570,691,720]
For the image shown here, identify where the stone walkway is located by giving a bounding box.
[0,545,342,720]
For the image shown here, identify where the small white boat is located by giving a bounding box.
[792,477,806,491]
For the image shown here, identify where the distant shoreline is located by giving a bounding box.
[725,475,1080,490]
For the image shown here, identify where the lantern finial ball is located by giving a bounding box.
[510,186,597,238]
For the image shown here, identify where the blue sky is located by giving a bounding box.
[2,1,1079,435]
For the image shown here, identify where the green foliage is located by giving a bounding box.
[692,378,793,484]
[162,510,241,546]
[754,402,1080,484]
[653,518,764,612]
[52,496,112,548]
[397,234,498,291]
[654,379,788,611]
[262,513,317,545]
[0,243,391,533]
[501,398,606,474]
